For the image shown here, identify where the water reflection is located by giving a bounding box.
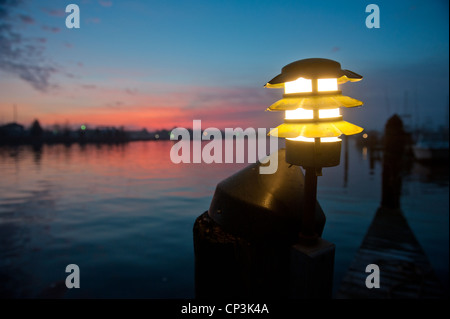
[32,144,43,167]
[0,181,57,297]
[409,162,449,186]
[343,135,349,188]
[0,142,251,298]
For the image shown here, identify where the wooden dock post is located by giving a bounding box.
[381,114,406,209]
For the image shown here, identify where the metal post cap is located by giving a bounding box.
[208,149,325,242]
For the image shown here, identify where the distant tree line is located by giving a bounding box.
[0,119,173,146]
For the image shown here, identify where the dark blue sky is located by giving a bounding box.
[0,0,448,131]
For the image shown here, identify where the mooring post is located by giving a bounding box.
[381,114,406,210]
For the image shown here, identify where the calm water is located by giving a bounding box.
[0,139,448,298]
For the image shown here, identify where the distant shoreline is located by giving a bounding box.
[0,121,173,146]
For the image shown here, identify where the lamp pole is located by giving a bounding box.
[302,166,318,239]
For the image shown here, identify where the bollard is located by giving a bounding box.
[193,149,335,298]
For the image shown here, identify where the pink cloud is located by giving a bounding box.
[81,84,97,89]
[99,1,112,7]
[74,84,273,129]
[2,74,276,131]
[42,25,61,33]
[42,8,66,17]
[19,15,35,24]
[331,46,340,53]
[86,17,101,24]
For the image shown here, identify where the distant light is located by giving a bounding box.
[155,134,159,139]
[203,131,208,136]
[362,146,368,159]
[363,133,368,139]
[170,133,175,139]
[81,125,86,130]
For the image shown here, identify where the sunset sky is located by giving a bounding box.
[0,0,448,131]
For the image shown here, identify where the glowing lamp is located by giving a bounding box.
[265,58,363,168]
[265,58,364,240]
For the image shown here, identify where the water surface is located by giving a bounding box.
[0,140,447,298]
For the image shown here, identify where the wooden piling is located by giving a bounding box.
[193,211,291,299]
[381,114,406,209]
[194,211,335,299]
